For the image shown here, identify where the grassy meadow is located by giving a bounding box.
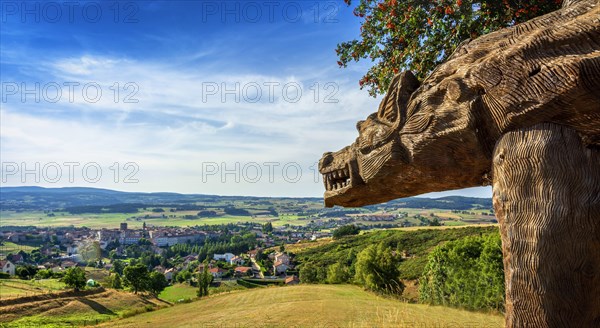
[103,284,504,328]
[0,279,66,299]
[158,284,198,303]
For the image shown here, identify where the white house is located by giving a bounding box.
[1,260,15,276]
[273,261,289,274]
[274,252,290,265]
[164,268,175,282]
[209,267,225,278]
[229,255,244,265]
[213,253,235,262]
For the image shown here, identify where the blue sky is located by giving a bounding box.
[0,0,492,199]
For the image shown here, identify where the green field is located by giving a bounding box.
[0,242,36,258]
[102,284,504,328]
[0,279,66,299]
[0,211,277,229]
[158,284,198,303]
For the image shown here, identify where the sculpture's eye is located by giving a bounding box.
[445,80,462,101]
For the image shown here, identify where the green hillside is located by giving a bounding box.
[102,284,504,328]
[295,225,500,281]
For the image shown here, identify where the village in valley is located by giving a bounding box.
[0,188,500,326]
[1,220,308,292]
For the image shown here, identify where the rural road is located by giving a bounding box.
[250,258,264,279]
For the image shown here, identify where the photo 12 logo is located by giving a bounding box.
[1,1,139,24]
[199,1,340,24]
[201,82,339,104]
[1,162,140,184]
[1,82,139,104]
[201,161,322,184]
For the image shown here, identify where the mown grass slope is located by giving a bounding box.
[1,288,168,327]
[104,284,503,328]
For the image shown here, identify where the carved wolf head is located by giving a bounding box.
[319,70,492,207]
[319,0,600,207]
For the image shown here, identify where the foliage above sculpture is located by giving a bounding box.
[337,0,561,96]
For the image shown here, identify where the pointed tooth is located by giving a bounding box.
[343,168,348,177]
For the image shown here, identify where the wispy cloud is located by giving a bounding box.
[1,52,381,196]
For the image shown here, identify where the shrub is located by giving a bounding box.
[419,233,504,311]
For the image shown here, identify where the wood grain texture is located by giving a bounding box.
[493,123,600,327]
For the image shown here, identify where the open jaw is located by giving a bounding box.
[319,152,369,207]
[322,163,351,192]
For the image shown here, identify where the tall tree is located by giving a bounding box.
[112,273,123,289]
[63,267,87,291]
[327,262,350,284]
[299,262,319,284]
[197,266,213,298]
[148,272,168,296]
[123,264,149,294]
[354,242,404,294]
[337,0,561,96]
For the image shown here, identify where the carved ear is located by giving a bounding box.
[562,0,585,8]
[395,71,420,127]
[377,71,420,126]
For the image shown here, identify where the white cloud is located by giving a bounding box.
[1,54,381,196]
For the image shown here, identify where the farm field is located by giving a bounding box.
[0,206,496,229]
[0,279,66,300]
[102,284,504,328]
[0,242,36,258]
[0,211,275,229]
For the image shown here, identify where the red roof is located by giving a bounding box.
[285,276,299,284]
[234,266,252,273]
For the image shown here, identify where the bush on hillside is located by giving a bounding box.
[419,233,504,311]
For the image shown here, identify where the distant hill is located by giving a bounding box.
[98,284,503,328]
[0,186,317,211]
[0,186,491,211]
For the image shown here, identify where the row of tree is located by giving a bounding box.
[300,241,405,295]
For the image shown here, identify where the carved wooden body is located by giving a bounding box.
[319,0,600,326]
[494,123,600,327]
